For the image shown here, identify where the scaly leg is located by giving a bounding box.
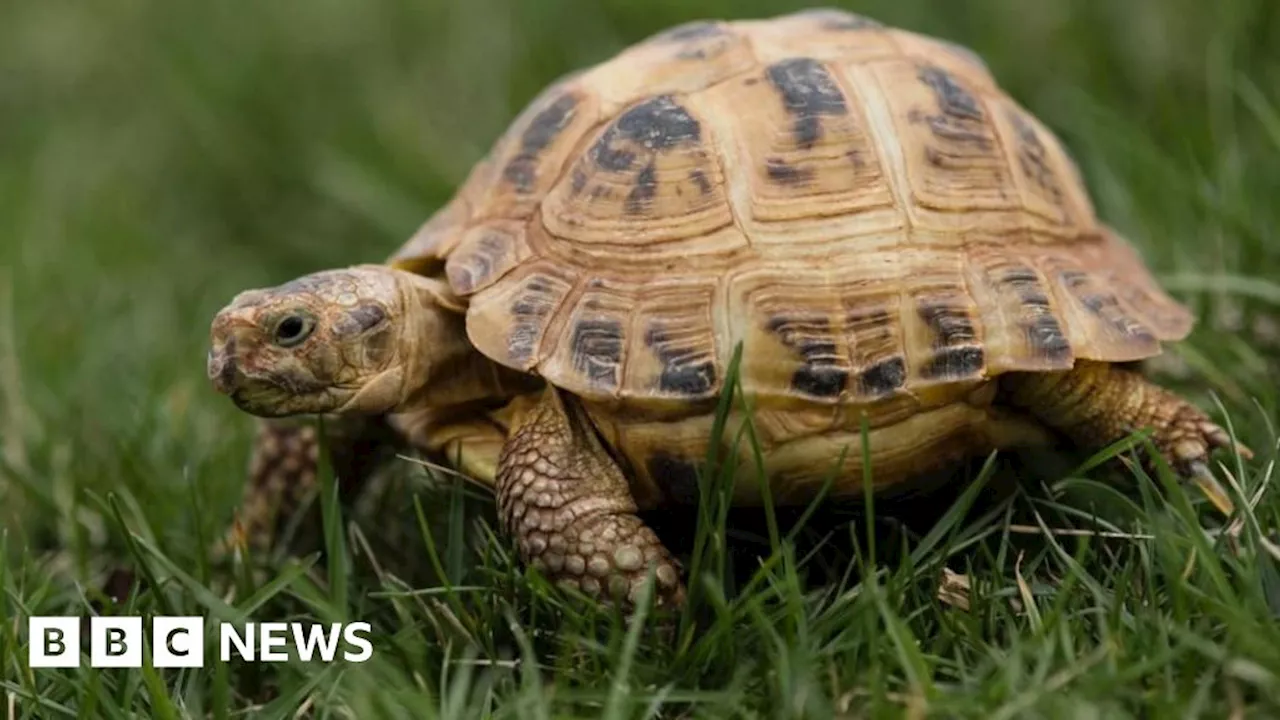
[1003,360,1252,514]
[497,388,685,608]
[216,415,397,563]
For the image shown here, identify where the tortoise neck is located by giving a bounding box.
[396,271,536,413]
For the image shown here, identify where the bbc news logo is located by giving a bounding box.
[28,617,373,668]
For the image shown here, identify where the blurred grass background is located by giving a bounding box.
[2,0,1279,716]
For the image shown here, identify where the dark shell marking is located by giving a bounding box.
[765,157,815,185]
[570,318,625,390]
[584,95,704,216]
[924,346,985,380]
[916,65,991,149]
[507,277,561,364]
[503,93,580,192]
[644,20,733,61]
[626,163,659,215]
[644,323,717,397]
[842,304,907,398]
[999,266,1071,362]
[857,356,907,397]
[1059,270,1156,343]
[590,95,703,173]
[765,58,849,149]
[792,8,884,31]
[766,315,849,399]
[570,168,589,194]
[648,20,725,43]
[448,230,514,294]
[688,169,713,195]
[917,296,986,380]
[919,66,982,120]
[918,300,976,346]
[1007,110,1063,205]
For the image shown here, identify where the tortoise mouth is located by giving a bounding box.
[226,388,266,415]
[207,341,342,417]
[222,378,346,418]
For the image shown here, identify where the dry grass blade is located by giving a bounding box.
[1006,524,1155,540]
[1181,547,1199,582]
[1014,551,1041,631]
[905,693,928,720]
[936,568,971,611]
[293,696,315,719]
[1259,534,1280,563]
[1226,676,1245,720]
[397,453,492,491]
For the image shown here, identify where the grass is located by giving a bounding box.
[2,0,1280,716]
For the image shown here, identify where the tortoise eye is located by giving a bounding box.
[273,313,315,347]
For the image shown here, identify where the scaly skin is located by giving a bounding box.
[497,387,685,608]
[216,416,399,563]
[1003,360,1252,514]
[216,420,319,561]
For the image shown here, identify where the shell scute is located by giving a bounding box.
[887,29,995,87]
[904,268,990,385]
[767,313,851,400]
[730,268,914,406]
[990,101,1095,229]
[540,93,741,257]
[466,263,578,371]
[717,57,896,229]
[1043,258,1161,361]
[788,8,884,32]
[622,279,721,403]
[641,320,720,400]
[541,283,635,394]
[965,251,1076,373]
[746,8,895,65]
[880,60,1021,224]
[444,221,531,295]
[586,20,756,108]
[474,84,601,220]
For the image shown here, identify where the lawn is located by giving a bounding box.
[2,0,1279,717]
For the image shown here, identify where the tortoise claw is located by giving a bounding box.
[1187,460,1236,517]
[1202,421,1254,461]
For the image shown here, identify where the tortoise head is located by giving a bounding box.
[207,265,454,417]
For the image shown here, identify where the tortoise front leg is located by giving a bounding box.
[497,388,685,608]
[1003,360,1252,515]
[217,415,397,563]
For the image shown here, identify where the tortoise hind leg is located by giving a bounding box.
[497,387,685,608]
[1002,360,1252,515]
[216,416,398,564]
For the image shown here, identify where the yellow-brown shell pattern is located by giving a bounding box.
[390,8,1193,413]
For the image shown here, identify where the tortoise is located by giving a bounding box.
[206,8,1251,608]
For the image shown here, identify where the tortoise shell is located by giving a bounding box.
[391,8,1192,413]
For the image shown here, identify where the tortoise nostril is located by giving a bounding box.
[209,337,239,393]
